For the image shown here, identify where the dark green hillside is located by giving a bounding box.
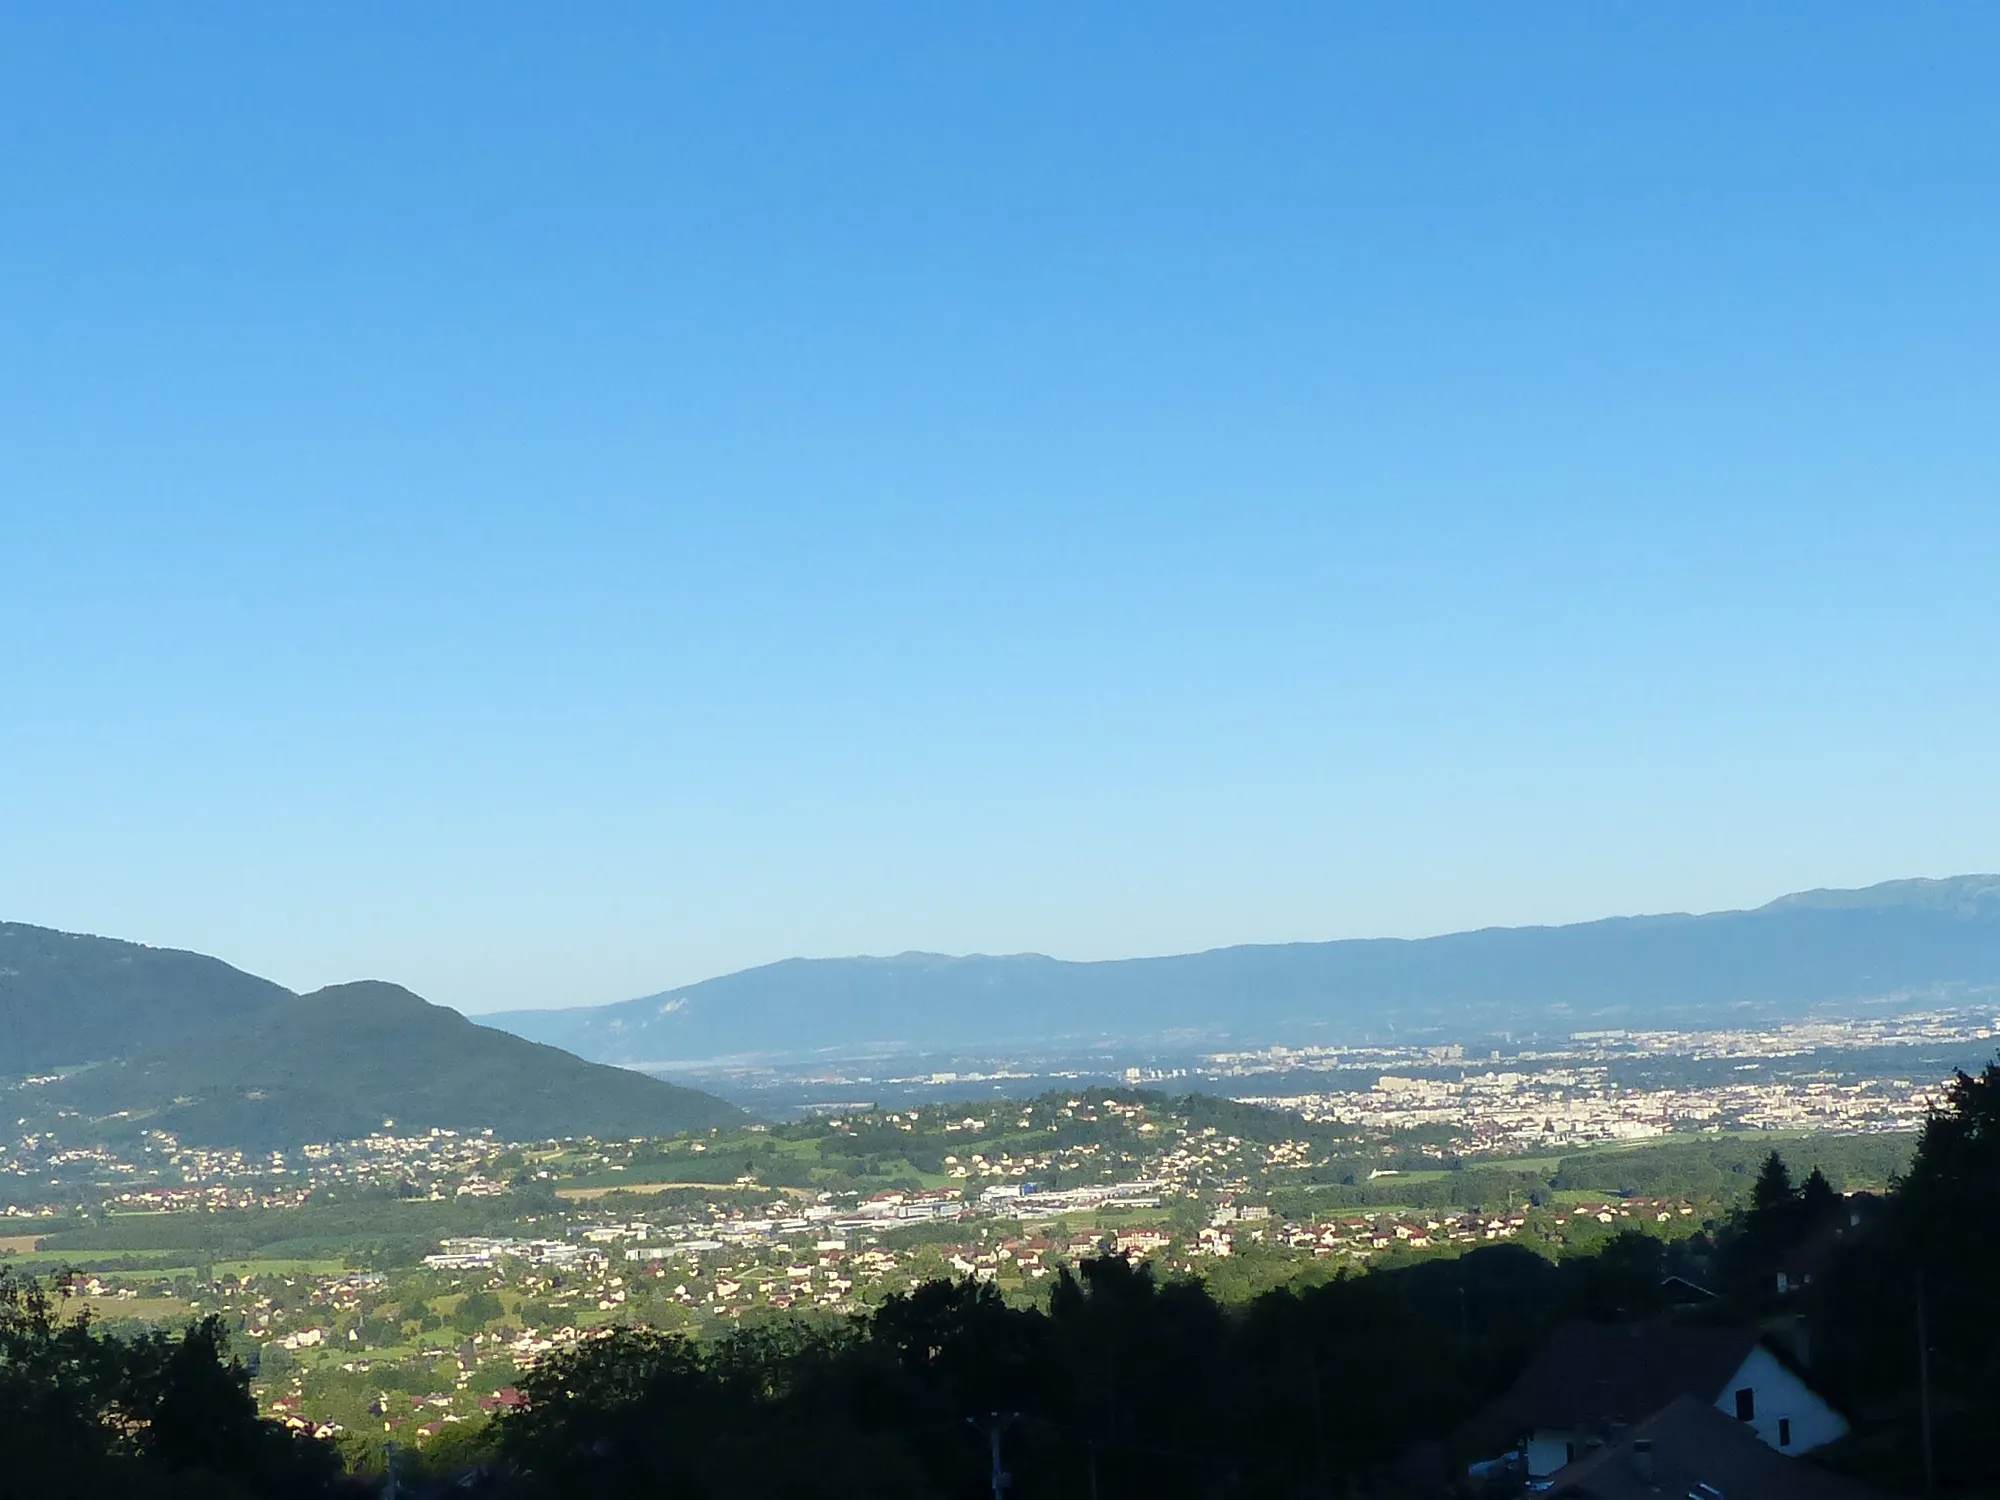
[43,981,746,1151]
[0,922,291,1074]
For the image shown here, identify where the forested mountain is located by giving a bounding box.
[0,923,292,1074]
[0,926,744,1145]
[39,982,744,1151]
[483,875,2000,1065]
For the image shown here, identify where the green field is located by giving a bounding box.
[214,1257,351,1279]
[4,1248,195,1271]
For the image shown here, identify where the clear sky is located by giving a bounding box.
[3,6,1997,1014]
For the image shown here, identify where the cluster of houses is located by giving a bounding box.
[1179,1198,1692,1261]
[104,1182,313,1211]
[1257,1065,1946,1151]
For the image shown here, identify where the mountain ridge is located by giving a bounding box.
[479,875,2000,1066]
[0,930,746,1147]
[0,921,293,1074]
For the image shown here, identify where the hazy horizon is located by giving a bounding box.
[14,868,1996,1017]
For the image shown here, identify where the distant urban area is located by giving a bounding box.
[3,1008,1988,1455]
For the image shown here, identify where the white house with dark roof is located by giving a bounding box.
[1462,1322,1847,1478]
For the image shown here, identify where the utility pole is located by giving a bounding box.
[1308,1352,1331,1495]
[970,1412,1017,1500]
[1917,1271,1935,1496]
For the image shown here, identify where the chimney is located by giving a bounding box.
[1632,1438,1654,1484]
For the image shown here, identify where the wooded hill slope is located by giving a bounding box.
[0,927,744,1147]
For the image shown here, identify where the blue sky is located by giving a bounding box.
[3,6,1997,1013]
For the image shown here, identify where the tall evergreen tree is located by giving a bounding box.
[1799,1165,1838,1219]
[1751,1149,1795,1213]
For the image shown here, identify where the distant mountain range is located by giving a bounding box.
[0,925,744,1149]
[10,875,1998,1144]
[481,876,2000,1067]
